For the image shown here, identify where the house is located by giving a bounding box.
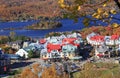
[41,43,78,60]
[47,44,61,58]
[88,35,104,46]
[22,41,30,48]
[86,32,97,44]
[104,36,111,45]
[104,35,119,45]
[87,33,120,46]
[23,46,36,52]
[71,33,81,38]
[41,49,48,60]
[62,44,77,59]
[41,44,61,59]
[39,39,46,44]
[40,32,83,60]
[86,33,120,58]
[110,35,119,45]
[60,34,66,39]
[95,45,110,58]
[74,38,83,45]
[7,40,22,50]
[15,49,28,58]
[49,38,58,44]
[29,43,41,50]
[62,38,77,45]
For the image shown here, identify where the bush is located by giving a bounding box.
[28,50,34,58]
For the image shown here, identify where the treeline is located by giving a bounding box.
[80,25,120,39]
[46,25,120,39]
[0,34,29,44]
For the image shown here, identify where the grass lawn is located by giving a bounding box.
[73,62,120,78]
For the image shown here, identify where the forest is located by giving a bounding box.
[0,0,61,21]
[0,0,119,21]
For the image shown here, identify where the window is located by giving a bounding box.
[45,55,47,57]
[68,53,71,56]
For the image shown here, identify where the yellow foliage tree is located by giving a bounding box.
[58,0,120,27]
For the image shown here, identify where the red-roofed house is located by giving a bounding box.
[47,44,61,53]
[89,35,104,45]
[40,33,83,60]
[110,35,119,45]
[39,39,46,44]
[111,35,119,40]
[62,38,77,44]
[41,44,62,59]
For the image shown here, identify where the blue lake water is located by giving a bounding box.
[0,14,120,38]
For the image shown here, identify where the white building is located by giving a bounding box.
[16,49,28,58]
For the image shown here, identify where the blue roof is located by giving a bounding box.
[2,54,21,60]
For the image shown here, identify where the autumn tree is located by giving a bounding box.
[16,63,69,78]
[41,64,69,78]
[19,67,38,78]
[9,31,16,39]
[58,0,120,27]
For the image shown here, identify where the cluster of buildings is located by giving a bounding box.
[2,32,120,61]
[40,33,83,60]
[15,33,83,60]
[1,32,120,74]
[86,33,120,58]
[13,32,120,59]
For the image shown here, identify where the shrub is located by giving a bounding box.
[28,50,34,58]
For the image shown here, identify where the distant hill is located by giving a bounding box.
[0,0,119,21]
[0,0,62,21]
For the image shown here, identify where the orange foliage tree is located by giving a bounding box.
[15,63,69,78]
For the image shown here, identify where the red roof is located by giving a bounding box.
[73,43,80,47]
[47,43,61,53]
[62,38,77,44]
[111,35,119,40]
[97,54,104,57]
[90,35,104,41]
[40,39,46,44]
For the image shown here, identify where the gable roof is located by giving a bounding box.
[111,35,119,40]
[47,43,61,53]
[62,38,77,44]
[39,39,46,44]
[90,35,104,41]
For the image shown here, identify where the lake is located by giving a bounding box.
[0,14,120,38]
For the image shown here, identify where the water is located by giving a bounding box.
[0,19,84,38]
[0,14,120,38]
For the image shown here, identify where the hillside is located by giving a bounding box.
[0,0,61,21]
[0,0,119,21]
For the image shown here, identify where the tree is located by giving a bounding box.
[28,50,34,58]
[9,31,16,39]
[58,0,120,26]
